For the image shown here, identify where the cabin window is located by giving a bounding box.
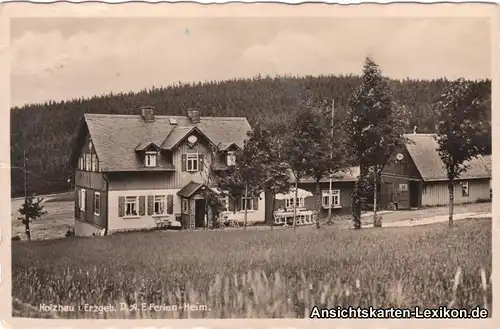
[85,154,91,171]
[145,152,157,167]
[186,153,199,172]
[94,192,100,216]
[240,197,254,211]
[285,197,304,209]
[322,190,340,208]
[80,188,86,211]
[125,196,138,217]
[399,183,408,192]
[461,181,469,197]
[227,151,236,166]
[154,195,165,215]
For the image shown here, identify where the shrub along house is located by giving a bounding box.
[380,133,491,210]
[70,106,265,236]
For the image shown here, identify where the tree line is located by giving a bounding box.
[10,70,491,198]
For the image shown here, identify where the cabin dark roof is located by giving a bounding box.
[404,134,491,181]
[82,114,251,172]
[481,154,492,175]
[289,166,360,183]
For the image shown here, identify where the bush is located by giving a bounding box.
[12,236,21,241]
[65,227,75,237]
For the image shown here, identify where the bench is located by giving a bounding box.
[154,216,171,229]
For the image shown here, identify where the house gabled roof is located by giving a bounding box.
[78,113,251,172]
[218,142,242,151]
[161,126,215,150]
[481,154,492,176]
[404,134,491,181]
[134,142,160,152]
[177,181,210,198]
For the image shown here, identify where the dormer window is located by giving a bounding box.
[227,151,236,166]
[145,151,157,167]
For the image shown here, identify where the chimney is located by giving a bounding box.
[187,108,200,124]
[141,106,155,122]
[413,125,417,135]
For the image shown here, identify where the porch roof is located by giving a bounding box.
[177,180,210,198]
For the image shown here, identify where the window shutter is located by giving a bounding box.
[86,189,92,214]
[147,195,154,215]
[181,153,187,171]
[167,195,174,214]
[74,190,80,218]
[199,154,205,171]
[139,196,146,216]
[228,197,235,212]
[101,192,105,218]
[253,196,259,210]
[118,196,125,217]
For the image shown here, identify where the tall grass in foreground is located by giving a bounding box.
[12,218,492,319]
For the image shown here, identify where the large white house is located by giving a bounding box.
[70,106,265,236]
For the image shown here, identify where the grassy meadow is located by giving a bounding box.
[12,217,492,319]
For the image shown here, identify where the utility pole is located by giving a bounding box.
[327,99,334,224]
[24,149,31,241]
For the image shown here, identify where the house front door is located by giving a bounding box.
[381,181,394,209]
[195,199,206,228]
[409,181,421,208]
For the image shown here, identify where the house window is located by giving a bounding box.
[461,181,469,197]
[80,188,86,211]
[91,154,97,172]
[186,153,199,172]
[285,197,304,209]
[94,192,100,216]
[85,154,91,171]
[125,196,138,217]
[145,152,157,167]
[322,190,340,208]
[240,197,254,211]
[227,151,236,166]
[399,183,408,192]
[154,195,165,215]
[78,156,84,170]
[182,199,189,213]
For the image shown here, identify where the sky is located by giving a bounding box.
[10,17,491,107]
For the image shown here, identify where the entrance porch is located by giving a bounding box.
[177,181,215,230]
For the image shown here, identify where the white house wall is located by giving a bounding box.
[108,189,180,233]
[225,192,266,223]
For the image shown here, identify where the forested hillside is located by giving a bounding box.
[10,75,491,197]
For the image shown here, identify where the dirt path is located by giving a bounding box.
[368,212,492,228]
